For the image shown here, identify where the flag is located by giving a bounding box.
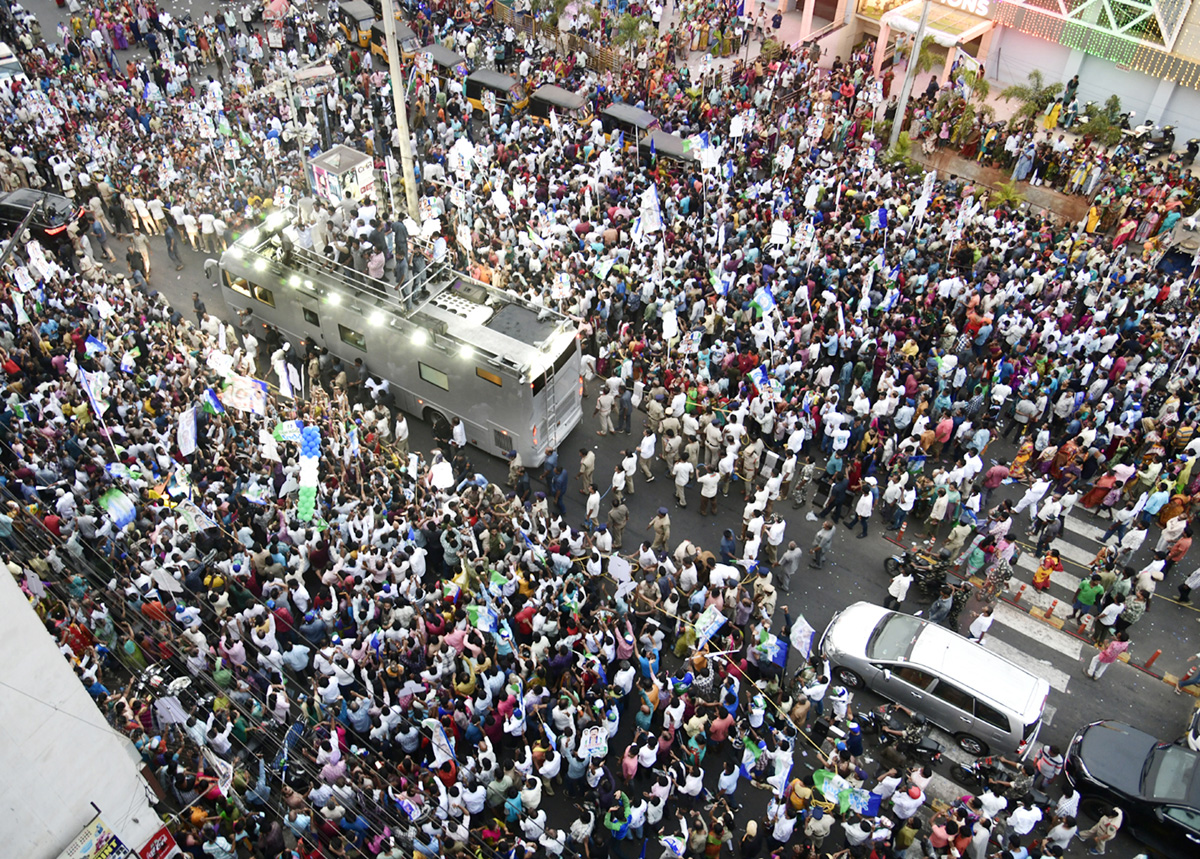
[725,160,735,181]
[700,130,710,149]
[870,206,888,232]
[97,487,136,529]
[527,227,548,251]
[12,294,29,325]
[85,335,106,356]
[77,366,106,416]
[616,130,624,150]
[736,0,744,15]
[120,349,139,372]
[466,604,498,632]
[751,285,776,316]
[650,135,656,161]
[201,388,225,415]
[747,364,771,391]
[348,428,360,458]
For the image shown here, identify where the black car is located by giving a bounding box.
[0,189,83,243]
[1065,720,1200,857]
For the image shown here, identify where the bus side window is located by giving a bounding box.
[226,274,252,298]
[303,307,321,326]
[531,372,547,395]
[253,285,275,307]
[339,325,367,351]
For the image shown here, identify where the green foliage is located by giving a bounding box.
[988,180,1025,211]
[1077,113,1124,146]
[760,37,784,64]
[884,131,916,170]
[999,70,1064,125]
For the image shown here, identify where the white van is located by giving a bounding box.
[820,602,1051,757]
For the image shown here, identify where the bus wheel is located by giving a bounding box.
[424,407,449,442]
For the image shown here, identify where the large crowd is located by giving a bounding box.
[5,1,1200,859]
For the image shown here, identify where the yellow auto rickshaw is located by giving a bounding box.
[337,0,376,48]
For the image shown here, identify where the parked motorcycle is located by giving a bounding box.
[1170,138,1200,166]
[1143,125,1176,157]
[948,756,1008,791]
[875,705,946,767]
[884,547,952,599]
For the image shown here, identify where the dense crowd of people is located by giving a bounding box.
[4,1,1200,859]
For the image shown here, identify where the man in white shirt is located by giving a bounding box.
[697,465,721,516]
[671,458,694,507]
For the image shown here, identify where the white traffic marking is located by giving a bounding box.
[981,636,1072,693]
[1062,517,1108,543]
[991,603,1083,659]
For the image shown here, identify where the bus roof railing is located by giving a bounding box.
[226,208,576,372]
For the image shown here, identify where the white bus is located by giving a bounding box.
[213,210,582,466]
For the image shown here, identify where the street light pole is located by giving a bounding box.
[887,0,932,151]
[381,0,420,221]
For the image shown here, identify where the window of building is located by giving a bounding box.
[419,362,449,391]
[339,325,366,351]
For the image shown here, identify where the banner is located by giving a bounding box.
[223,375,268,414]
[138,827,180,859]
[789,613,817,661]
[579,724,609,758]
[694,605,727,649]
[203,747,235,796]
[176,406,197,457]
[56,815,131,859]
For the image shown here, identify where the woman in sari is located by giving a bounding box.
[1032,549,1063,591]
[963,536,996,579]
[1082,472,1118,509]
[1049,438,1079,481]
[1009,437,1035,480]
[1113,214,1140,247]
[1134,206,1162,244]
[1159,492,1191,528]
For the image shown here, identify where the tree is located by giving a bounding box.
[987,180,1025,212]
[895,35,939,76]
[1075,94,1125,147]
[614,12,653,57]
[999,70,1064,127]
[938,70,995,145]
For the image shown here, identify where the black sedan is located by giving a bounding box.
[1065,720,1200,857]
[0,189,83,243]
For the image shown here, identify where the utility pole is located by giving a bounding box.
[888,0,932,151]
[381,0,420,221]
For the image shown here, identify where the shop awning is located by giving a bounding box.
[882,0,994,47]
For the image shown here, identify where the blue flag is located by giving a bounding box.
[751,285,776,316]
[725,160,735,181]
[617,129,624,150]
[650,135,656,160]
[736,0,745,15]
[84,335,106,356]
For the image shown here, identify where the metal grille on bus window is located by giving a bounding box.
[493,429,510,451]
